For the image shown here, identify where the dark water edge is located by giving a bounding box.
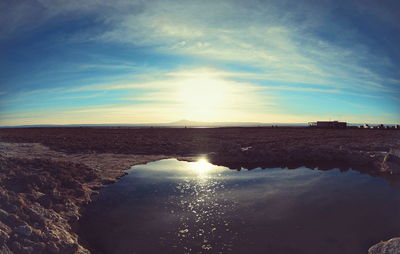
[78,159,400,254]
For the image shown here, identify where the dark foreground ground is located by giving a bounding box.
[2,127,400,170]
[0,127,400,253]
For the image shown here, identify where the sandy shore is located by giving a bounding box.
[0,127,399,253]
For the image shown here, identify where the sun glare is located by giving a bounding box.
[177,73,230,121]
[189,158,215,177]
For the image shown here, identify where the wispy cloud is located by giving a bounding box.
[80,0,396,92]
[8,0,396,92]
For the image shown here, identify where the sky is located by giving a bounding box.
[1,0,399,126]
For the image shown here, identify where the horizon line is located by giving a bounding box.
[1,121,399,128]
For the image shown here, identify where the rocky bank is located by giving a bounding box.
[0,142,178,254]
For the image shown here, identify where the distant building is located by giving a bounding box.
[309,121,347,129]
[377,124,385,129]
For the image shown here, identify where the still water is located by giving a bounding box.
[79,159,400,254]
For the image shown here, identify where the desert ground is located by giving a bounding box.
[0,127,400,253]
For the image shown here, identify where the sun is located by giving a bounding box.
[177,73,229,121]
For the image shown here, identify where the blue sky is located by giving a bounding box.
[1,0,399,125]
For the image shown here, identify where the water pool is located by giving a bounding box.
[78,158,400,254]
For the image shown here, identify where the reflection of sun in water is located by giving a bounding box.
[189,158,215,177]
[176,158,235,253]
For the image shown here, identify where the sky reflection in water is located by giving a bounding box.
[79,158,400,254]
